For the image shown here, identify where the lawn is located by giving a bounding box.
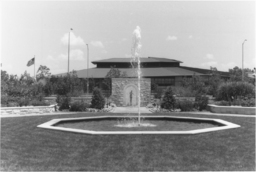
[1,112,255,171]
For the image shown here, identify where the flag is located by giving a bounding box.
[27,58,35,67]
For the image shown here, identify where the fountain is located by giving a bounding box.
[130,26,142,126]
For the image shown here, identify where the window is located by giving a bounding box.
[152,77,175,86]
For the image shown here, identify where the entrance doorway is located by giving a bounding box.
[123,84,138,106]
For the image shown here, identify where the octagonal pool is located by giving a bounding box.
[37,116,240,135]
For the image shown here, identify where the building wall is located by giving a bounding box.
[111,78,151,107]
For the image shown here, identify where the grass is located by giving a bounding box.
[1,112,255,171]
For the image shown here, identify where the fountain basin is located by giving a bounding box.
[37,116,240,135]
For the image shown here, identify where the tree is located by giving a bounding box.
[1,70,9,95]
[206,67,223,97]
[103,66,128,91]
[36,65,51,81]
[90,87,105,109]
[228,66,254,84]
[216,81,255,101]
[52,70,83,96]
[161,87,176,111]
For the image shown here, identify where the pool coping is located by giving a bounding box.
[37,116,241,135]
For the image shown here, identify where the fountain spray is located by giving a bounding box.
[131,26,142,126]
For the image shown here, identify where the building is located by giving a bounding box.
[58,57,229,106]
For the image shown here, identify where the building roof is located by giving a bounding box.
[92,57,183,64]
[180,66,230,77]
[56,57,230,78]
[57,67,206,78]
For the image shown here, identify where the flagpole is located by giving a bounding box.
[34,56,35,80]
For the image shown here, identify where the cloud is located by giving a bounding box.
[70,49,84,60]
[188,35,193,39]
[121,38,127,42]
[48,49,84,61]
[46,55,55,61]
[219,62,237,71]
[166,35,177,41]
[61,32,85,46]
[102,50,108,54]
[200,61,218,67]
[90,41,104,48]
[205,54,215,60]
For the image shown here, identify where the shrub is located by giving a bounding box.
[216,98,255,107]
[110,103,116,108]
[146,103,154,108]
[91,88,105,109]
[176,99,194,112]
[217,81,255,101]
[7,102,19,107]
[194,95,209,111]
[232,97,255,107]
[216,100,230,106]
[161,87,176,111]
[241,98,255,107]
[154,87,164,99]
[70,101,87,111]
[29,99,50,106]
[1,95,8,106]
[56,95,71,110]
[18,97,30,107]
[172,86,196,97]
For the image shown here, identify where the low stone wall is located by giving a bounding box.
[175,97,195,102]
[208,104,256,115]
[1,105,56,115]
[70,97,92,104]
[44,96,92,104]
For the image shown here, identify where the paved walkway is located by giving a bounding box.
[1,108,255,118]
[111,107,152,113]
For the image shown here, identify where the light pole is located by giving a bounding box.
[68,28,73,73]
[86,44,89,95]
[242,39,247,81]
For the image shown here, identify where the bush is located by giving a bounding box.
[217,81,255,101]
[18,97,30,107]
[216,98,255,107]
[7,102,19,107]
[56,95,71,110]
[70,101,87,111]
[216,100,230,106]
[176,99,194,112]
[146,103,154,108]
[29,99,50,106]
[161,87,176,111]
[240,98,255,107]
[194,95,209,111]
[232,97,255,107]
[154,87,164,99]
[1,95,8,106]
[91,88,105,109]
[172,86,196,97]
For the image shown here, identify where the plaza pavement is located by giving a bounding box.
[111,107,152,113]
[0,107,255,118]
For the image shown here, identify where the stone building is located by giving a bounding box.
[57,57,229,106]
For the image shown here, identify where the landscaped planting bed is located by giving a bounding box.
[1,113,255,171]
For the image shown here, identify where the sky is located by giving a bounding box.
[1,1,255,76]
